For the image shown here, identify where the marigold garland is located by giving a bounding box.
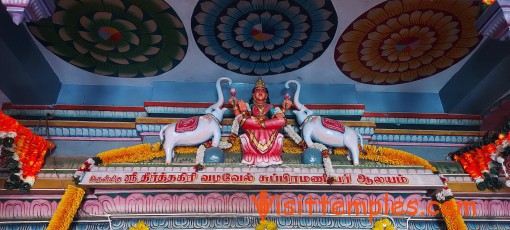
[173,138,241,154]
[438,198,467,230]
[372,218,395,230]
[223,137,242,153]
[97,142,164,165]
[93,137,241,166]
[93,137,437,174]
[333,144,438,173]
[282,138,303,154]
[434,176,467,230]
[130,221,150,230]
[174,146,198,154]
[255,220,277,230]
[47,185,85,230]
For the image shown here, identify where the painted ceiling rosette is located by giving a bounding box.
[28,0,188,78]
[335,0,480,85]
[192,0,337,76]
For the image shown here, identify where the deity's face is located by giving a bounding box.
[252,87,268,103]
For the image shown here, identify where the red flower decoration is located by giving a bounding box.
[322,150,330,158]
[230,88,237,96]
[299,141,307,149]
[229,133,238,143]
[194,164,205,172]
[483,0,496,5]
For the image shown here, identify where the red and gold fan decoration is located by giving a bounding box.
[450,121,510,191]
[0,111,55,191]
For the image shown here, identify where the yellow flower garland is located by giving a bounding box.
[94,137,436,173]
[174,145,198,154]
[130,221,150,230]
[173,138,242,154]
[372,218,395,230]
[96,137,243,164]
[255,220,278,230]
[47,185,85,230]
[97,142,164,165]
[282,138,437,172]
[333,144,438,173]
[439,198,468,230]
[224,137,242,153]
[282,138,303,154]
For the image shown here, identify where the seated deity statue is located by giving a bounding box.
[229,77,292,167]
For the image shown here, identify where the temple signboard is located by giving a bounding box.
[79,167,444,191]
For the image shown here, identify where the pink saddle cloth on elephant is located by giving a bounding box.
[321,117,345,133]
[175,116,200,133]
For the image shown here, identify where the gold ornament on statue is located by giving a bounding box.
[255,77,266,88]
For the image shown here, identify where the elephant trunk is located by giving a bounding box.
[207,77,232,113]
[285,80,306,111]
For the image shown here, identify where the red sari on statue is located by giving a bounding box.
[238,104,286,167]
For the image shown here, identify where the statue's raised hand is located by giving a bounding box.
[238,100,248,113]
[282,93,292,111]
[228,97,238,107]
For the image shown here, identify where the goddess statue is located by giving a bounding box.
[229,78,292,167]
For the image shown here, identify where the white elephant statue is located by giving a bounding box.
[159,77,232,163]
[285,80,364,165]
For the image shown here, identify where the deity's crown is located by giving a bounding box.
[255,77,266,88]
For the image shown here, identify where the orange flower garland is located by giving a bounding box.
[435,176,467,230]
[439,198,467,230]
[255,219,278,230]
[333,144,438,173]
[0,111,54,191]
[282,138,303,154]
[97,142,164,165]
[130,221,150,230]
[224,137,241,153]
[372,218,395,230]
[91,136,436,174]
[172,138,241,154]
[72,137,240,178]
[47,185,85,230]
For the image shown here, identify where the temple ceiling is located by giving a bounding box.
[20,0,484,93]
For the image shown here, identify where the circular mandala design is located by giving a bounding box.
[334,0,480,85]
[28,0,188,77]
[192,0,337,76]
